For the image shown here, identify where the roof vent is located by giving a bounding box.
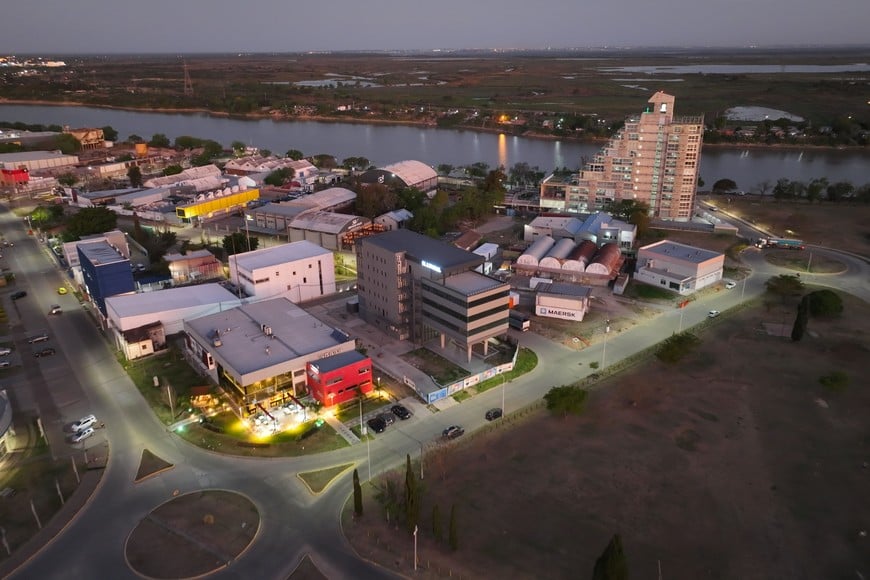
[212,329,222,347]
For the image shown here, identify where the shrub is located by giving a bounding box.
[807,289,843,317]
[656,332,700,364]
[819,371,849,392]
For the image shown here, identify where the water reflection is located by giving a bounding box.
[497,133,508,169]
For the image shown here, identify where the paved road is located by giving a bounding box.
[4,204,868,579]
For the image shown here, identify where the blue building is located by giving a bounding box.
[78,240,135,317]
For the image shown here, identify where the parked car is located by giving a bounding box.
[71,414,97,432]
[0,361,10,369]
[136,263,147,272]
[366,416,387,434]
[49,305,62,315]
[708,310,721,318]
[69,427,95,444]
[442,425,465,440]
[28,333,49,343]
[485,408,503,421]
[34,347,56,358]
[10,290,26,300]
[391,404,412,420]
[379,412,395,426]
[724,281,736,289]
[0,347,11,356]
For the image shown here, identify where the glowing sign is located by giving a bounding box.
[421,260,442,273]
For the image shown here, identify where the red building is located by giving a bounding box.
[0,168,29,186]
[307,350,373,406]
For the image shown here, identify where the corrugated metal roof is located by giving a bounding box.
[381,160,437,186]
[232,240,331,271]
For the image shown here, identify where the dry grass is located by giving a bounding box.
[345,292,870,580]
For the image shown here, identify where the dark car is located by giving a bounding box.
[379,412,395,426]
[485,408,503,421]
[442,425,465,440]
[366,416,387,434]
[10,291,27,300]
[391,404,412,420]
[34,347,56,358]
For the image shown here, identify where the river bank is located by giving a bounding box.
[3,98,864,153]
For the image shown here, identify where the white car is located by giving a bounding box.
[724,281,736,289]
[0,361,10,369]
[0,347,11,356]
[71,414,97,432]
[69,427,95,444]
[708,310,721,318]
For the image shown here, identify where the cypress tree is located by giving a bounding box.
[792,295,810,341]
[405,454,420,534]
[432,503,442,542]
[592,533,628,580]
[448,503,458,551]
[353,468,363,517]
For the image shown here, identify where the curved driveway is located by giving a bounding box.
[4,204,868,579]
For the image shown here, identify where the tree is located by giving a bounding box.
[29,205,64,227]
[806,177,828,204]
[791,296,810,342]
[128,134,145,144]
[127,165,143,188]
[223,232,258,255]
[63,206,118,241]
[765,274,804,301]
[260,149,272,158]
[353,468,363,517]
[57,173,77,187]
[342,156,370,171]
[592,533,628,580]
[754,179,773,199]
[286,149,304,160]
[231,140,246,156]
[437,164,454,176]
[263,167,295,187]
[311,154,337,169]
[101,125,118,142]
[148,133,170,148]
[54,133,81,154]
[448,504,458,551]
[163,165,183,176]
[544,385,588,418]
[404,454,421,535]
[697,175,705,188]
[712,178,737,193]
[807,289,843,317]
[605,199,650,237]
[432,504,442,542]
[826,181,854,202]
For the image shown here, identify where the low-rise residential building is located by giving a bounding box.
[374,208,413,231]
[634,240,724,295]
[164,250,224,285]
[183,297,356,414]
[228,241,336,302]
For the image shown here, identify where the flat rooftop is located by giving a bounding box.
[537,282,593,298]
[441,271,507,296]
[364,229,483,272]
[78,240,127,266]
[106,283,239,319]
[640,240,722,263]
[310,350,368,374]
[185,297,350,375]
[231,240,331,271]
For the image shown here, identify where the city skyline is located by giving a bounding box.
[1,0,869,54]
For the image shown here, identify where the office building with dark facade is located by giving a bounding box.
[357,230,509,361]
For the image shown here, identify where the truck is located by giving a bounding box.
[508,309,530,332]
[755,237,805,250]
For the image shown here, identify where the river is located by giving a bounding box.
[1,104,868,190]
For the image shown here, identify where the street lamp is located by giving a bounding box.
[413,525,418,571]
[601,319,611,368]
[500,372,507,413]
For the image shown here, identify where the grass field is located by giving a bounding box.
[345,291,870,579]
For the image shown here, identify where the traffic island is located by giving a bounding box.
[125,490,259,579]
[134,449,173,483]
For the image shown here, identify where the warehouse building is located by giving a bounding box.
[288,211,371,251]
[634,240,724,295]
[0,150,79,172]
[228,241,336,302]
[358,160,438,195]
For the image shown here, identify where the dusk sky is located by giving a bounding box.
[2,0,869,54]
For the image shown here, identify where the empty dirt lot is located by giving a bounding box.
[346,291,870,579]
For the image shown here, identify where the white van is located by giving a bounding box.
[71,414,97,433]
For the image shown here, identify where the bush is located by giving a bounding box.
[819,371,849,392]
[807,289,843,317]
[656,332,700,364]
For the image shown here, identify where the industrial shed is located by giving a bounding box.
[585,243,621,276]
[562,240,598,272]
[288,211,370,251]
[538,238,576,270]
[516,236,556,267]
[358,160,438,194]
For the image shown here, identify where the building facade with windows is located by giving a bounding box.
[307,350,374,407]
[229,240,336,302]
[78,240,136,317]
[540,92,703,221]
[357,230,509,361]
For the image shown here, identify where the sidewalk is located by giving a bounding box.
[324,415,360,445]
